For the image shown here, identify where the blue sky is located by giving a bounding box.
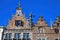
[0,0,60,26]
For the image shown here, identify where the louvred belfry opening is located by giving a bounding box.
[54,29,59,34]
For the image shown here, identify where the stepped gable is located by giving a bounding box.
[35,16,48,27]
[6,2,30,29]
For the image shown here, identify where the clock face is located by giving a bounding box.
[15,20,24,27]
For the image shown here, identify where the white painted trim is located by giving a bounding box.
[54,37,60,40]
[38,37,47,40]
[0,28,3,40]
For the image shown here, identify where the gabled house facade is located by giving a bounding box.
[2,1,60,40]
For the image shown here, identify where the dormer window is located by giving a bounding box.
[15,20,24,27]
[38,27,44,33]
[57,23,60,27]
[54,29,59,34]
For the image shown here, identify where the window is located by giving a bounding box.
[54,29,59,33]
[14,33,20,39]
[57,23,60,27]
[15,20,21,26]
[9,33,12,38]
[15,20,24,26]
[38,39,41,40]
[21,21,24,26]
[58,29,60,33]
[23,33,29,39]
[55,39,58,40]
[5,33,12,39]
[38,27,44,33]
[38,37,46,40]
[59,23,60,27]
[55,38,60,40]
[5,33,9,39]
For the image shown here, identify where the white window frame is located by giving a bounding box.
[38,37,47,40]
[38,28,45,33]
[54,37,60,40]
[59,29,60,33]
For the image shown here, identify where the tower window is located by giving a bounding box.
[15,20,24,27]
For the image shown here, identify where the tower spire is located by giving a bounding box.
[16,1,22,10]
[16,1,22,16]
[29,12,35,28]
[18,1,20,8]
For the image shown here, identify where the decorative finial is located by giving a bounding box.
[16,1,22,10]
[56,16,60,20]
[39,16,44,21]
[50,18,53,29]
[29,12,33,17]
[18,1,20,8]
[29,12,33,28]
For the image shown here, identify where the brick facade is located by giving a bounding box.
[2,1,60,40]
